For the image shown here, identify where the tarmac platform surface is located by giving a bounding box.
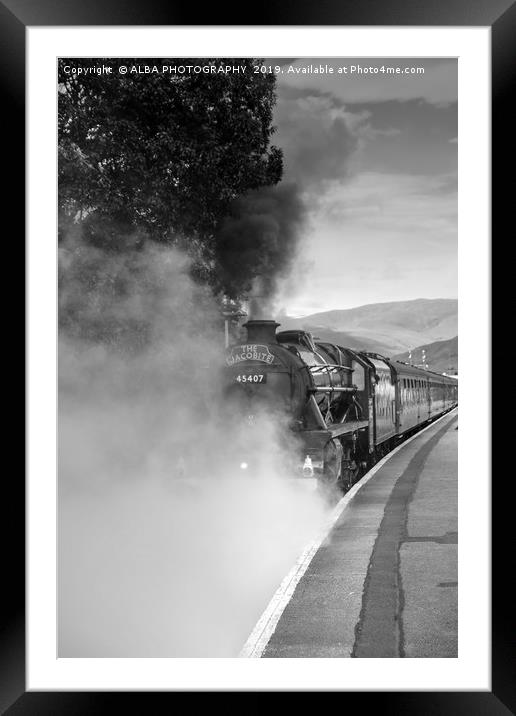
[262,409,458,658]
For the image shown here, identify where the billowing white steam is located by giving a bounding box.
[58,240,327,656]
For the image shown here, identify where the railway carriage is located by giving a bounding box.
[225,319,458,492]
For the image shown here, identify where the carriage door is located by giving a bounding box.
[370,358,396,443]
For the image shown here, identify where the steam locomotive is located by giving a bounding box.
[225,319,458,491]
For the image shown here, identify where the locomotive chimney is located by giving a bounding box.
[244,319,280,344]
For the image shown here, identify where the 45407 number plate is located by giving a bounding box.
[235,373,267,384]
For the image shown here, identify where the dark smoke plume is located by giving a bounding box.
[214,182,306,302]
[212,86,361,307]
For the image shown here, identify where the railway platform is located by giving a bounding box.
[244,409,458,658]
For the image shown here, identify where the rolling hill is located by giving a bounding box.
[393,336,458,375]
[277,298,457,356]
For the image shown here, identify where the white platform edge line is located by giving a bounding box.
[239,407,458,658]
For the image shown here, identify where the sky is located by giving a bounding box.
[268,58,458,316]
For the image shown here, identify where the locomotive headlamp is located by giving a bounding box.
[302,455,314,478]
[240,462,249,470]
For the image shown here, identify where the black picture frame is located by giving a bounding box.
[6,0,509,711]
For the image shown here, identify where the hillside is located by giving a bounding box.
[277,298,457,356]
[393,336,458,375]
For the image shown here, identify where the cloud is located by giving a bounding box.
[267,59,457,315]
[316,171,457,231]
[279,171,457,314]
[277,59,458,106]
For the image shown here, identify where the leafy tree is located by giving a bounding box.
[58,58,283,286]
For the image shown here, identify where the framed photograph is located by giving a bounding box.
[6,0,509,709]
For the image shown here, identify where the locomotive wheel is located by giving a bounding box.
[319,440,343,496]
[340,462,361,492]
[323,444,342,483]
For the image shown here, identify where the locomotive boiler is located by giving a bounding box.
[225,319,458,492]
